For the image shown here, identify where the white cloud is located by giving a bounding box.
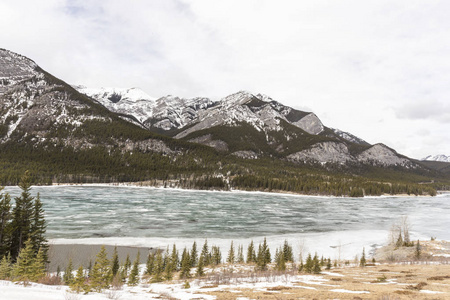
[1,0,449,158]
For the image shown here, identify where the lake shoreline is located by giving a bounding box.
[47,181,433,199]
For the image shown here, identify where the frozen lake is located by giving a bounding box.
[3,185,449,259]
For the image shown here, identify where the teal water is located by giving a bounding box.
[3,186,449,242]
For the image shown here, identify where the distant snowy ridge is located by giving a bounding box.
[422,154,450,163]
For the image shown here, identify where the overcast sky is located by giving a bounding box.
[1,0,449,159]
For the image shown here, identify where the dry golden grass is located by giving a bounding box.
[203,263,450,299]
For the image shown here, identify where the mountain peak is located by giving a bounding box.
[0,48,39,80]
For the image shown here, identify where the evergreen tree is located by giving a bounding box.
[211,246,221,266]
[282,240,293,262]
[10,172,35,260]
[227,241,235,264]
[312,253,321,274]
[304,253,313,273]
[326,258,332,270]
[90,245,111,291]
[415,240,421,260]
[63,258,74,285]
[128,252,140,285]
[190,241,198,267]
[170,244,179,272]
[246,240,256,263]
[0,191,12,258]
[200,240,209,266]
[237,245,244,263]
[111,246,119,278]
[180,248,191,279]
[71,266,89,293]
[121,253,131,281]
[11,238,35,282]
[29,247,46,282]
[145,252,155,275]
[275,247,286,271]
[196,254,205,277]
[30,193,48,263]
[0,253,12,279]
[152,251,164,282]
[360,248,366,267]
[256,238,271,270]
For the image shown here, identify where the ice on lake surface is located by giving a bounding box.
[4,186,450,259]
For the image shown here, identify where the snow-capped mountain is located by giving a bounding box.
[0,48,176,155]
[422,154,450,163]
[74,86,156,124]
[0,48,430,172]
[76,86,215,131]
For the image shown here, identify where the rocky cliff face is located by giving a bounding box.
[0,49,174,154]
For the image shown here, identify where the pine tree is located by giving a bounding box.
[200,240,209,266]
[304,253,313,273]
[29,247,46,282]
[145,252,155,275]
[0,253,12,279]
[237,245,244,263]
[227,241,235,264]
[256,238,271,270]
[360,248,366,267]
[282,240,293,262]
[0,191,12,258]
[170,244,179,272]
[63,258,74,285]
[71,266,89,293]
[415,240,421,260]
[180,248,191,279]
[247,240,256,263]
[90,246,111,291]
[312,253,321,274]
[190,241,198,267]
[10,172,35,260]
[152,251,164,282]
[30,193,48,263]
[121,253,131,281]
[111,246,119,278]
[128,252,140,285]
[275,247,286,271]
[326,258,332,270]
[196,254,205,277]
[211,246,221,266]
[11,238,35,282]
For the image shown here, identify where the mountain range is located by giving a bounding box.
[0,48,448,195]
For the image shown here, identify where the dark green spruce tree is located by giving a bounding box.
[0,190,12,258]
[10,171,35,260]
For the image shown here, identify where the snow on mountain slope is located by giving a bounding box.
[148,95,214,130]
[331,128,368,145]
[175,91,325,138]
[75,86,215,130]
[422,154,450,162]
[75,86,156,124]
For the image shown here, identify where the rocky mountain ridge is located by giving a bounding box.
[422,154,450,163]
[78,86,417,168]
[0,48,446,189]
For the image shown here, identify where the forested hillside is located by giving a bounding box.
[0,48,448,196]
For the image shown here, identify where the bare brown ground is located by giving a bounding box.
[201,263,450,299]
